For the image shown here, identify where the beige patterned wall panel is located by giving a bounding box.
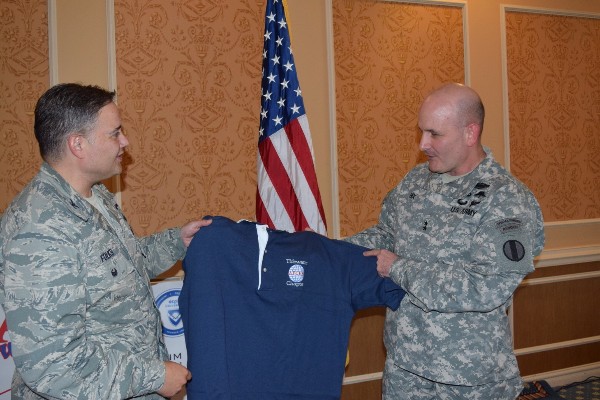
[506,11,600,222]
[0,0,48,212]
[333,0,465,237]
[114,0,265,234]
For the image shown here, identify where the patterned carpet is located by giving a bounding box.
[555,377,600,400]
[519,378,600,400]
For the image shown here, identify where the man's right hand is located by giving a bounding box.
[158,361,192,397]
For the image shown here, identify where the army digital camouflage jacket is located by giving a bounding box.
[347,149,544,386]
[0,162,186,399]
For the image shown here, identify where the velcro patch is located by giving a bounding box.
[503,240,525,262]
[495,218,523,234]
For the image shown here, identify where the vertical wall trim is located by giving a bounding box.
[105,0,122,202]
[48,0,59,86]
[500,6,511,170]
[462,2,471,86]
[106,0,117,93]
[325,0,340,239]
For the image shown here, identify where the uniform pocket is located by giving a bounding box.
[86,246,136,311]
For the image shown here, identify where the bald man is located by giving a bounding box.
[346,83,545,399]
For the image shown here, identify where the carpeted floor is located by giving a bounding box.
[554,377,600,400]
[519,377,600,400]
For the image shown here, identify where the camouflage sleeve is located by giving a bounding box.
[391,184,543,313]
[3,222,165,399]
[138,228,186,278]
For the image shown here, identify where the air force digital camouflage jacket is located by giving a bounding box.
[347,149,544,386]
[0,163,186,399]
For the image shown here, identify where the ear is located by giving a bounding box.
[464,123,481,147]
[67,134,85,159]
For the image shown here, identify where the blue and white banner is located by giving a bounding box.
[0,306,15,399]
[152,278,188,400]
[152,278,188,367]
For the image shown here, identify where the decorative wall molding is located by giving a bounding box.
[0,0,48,212]
[105,0,122,203]
[523,362,600,389]
[331,0,468,238]
[522,269,600,286]
[114,0,264,234]
[106,0,117,93]
[343,371,382,386]
[545,218,600,227]
[325,0,340,239]
[501,4,600,19]
[515,335,600,356]
[342,341,600,386]
[501,7,600,222]
[534,245,600,269]
[385,0,466,6]
[48,0,58,86]
[500,3,600,161]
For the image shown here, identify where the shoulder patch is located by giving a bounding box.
[503,240,525,262]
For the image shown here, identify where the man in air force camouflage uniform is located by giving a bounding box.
[0,83,211,399]
[346,83,545,399]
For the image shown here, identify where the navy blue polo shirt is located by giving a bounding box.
[179,216,404,400]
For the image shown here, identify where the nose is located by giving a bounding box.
[419,132,430,152]
[119,132,129,147]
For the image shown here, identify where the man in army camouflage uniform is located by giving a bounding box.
[0,83,212,399]
[347,83,545,399]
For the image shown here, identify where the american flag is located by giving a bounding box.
[256,0,327,235]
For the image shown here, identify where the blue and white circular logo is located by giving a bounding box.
[288,264,304,283]
[156,289,184,337]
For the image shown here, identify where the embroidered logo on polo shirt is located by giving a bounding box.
[286,259,306,287]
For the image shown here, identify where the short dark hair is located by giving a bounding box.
[34,83,116,162]
[462,96,485,132]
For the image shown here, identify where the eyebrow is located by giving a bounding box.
[422,128,441,135]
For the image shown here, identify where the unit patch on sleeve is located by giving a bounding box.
[503,240,525,262]
[494,218,527,261]
[495,218,523,234]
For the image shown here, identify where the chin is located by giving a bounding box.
[427,163,441,173]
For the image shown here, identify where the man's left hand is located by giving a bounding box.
[363,248,399,278]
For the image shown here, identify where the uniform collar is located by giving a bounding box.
[40,162,93,221]
[425,147,495,194]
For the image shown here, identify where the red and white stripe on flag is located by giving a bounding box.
[256,0,327,235]
[257,115,327,234]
